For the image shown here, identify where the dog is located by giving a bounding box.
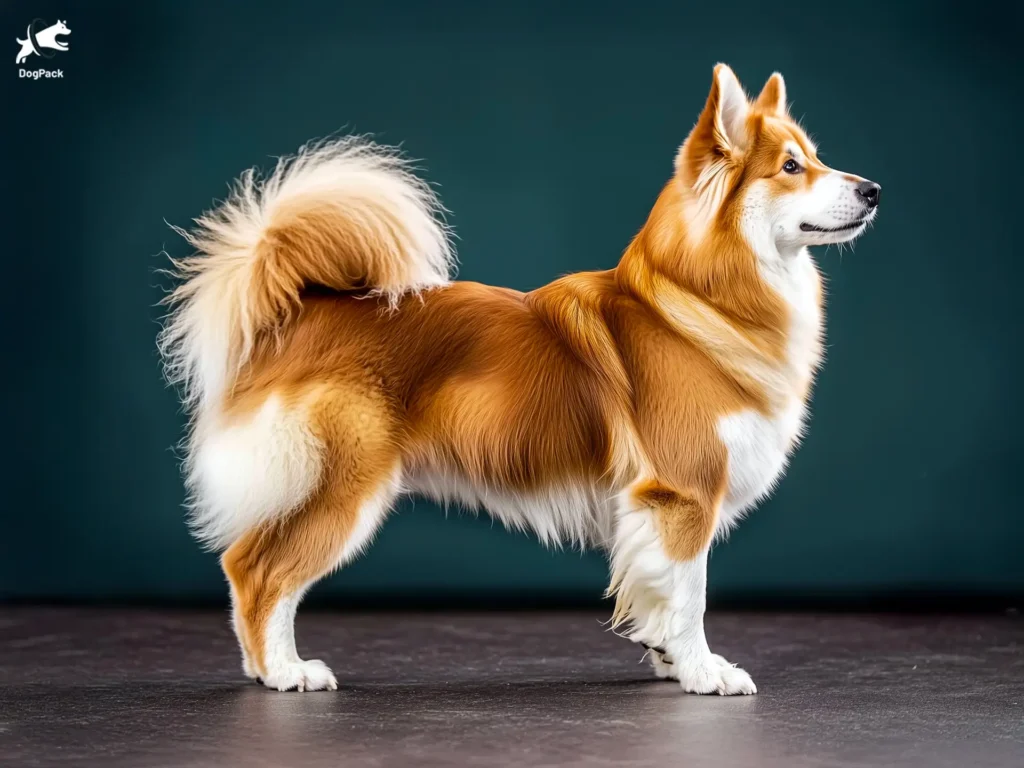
[15,20,70,64]
[160,64,879,694]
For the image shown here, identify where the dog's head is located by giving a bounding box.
[677,64,879,252]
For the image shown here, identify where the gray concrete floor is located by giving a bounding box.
[1,608,1022,767]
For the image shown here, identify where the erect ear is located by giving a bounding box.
[754,72,787,116]
[712,65,749,149]
[676,64,749,182]
[684,65,749,157]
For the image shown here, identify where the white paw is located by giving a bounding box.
[262,659,338,692]
[677,654,757,695]
[649,652,676,680]
[710,653,733,668]
[645,649,737,682]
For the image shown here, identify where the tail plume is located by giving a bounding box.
[158,136,454,411]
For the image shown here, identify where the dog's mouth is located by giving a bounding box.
[799,219,868,233]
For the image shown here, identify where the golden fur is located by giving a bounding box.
[161,65,877,692]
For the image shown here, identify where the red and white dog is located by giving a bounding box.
[161,64,879,694]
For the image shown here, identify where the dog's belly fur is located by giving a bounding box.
[405,472,617,548]
[407,398,806,547]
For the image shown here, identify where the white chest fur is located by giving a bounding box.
[716,399,807,530]
[716,248,823,533]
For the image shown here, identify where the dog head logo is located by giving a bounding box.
[15,19,70,65]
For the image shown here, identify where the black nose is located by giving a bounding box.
[855,180,881,208]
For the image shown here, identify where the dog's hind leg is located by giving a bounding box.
[220,388,401,691]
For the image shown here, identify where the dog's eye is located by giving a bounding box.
[782,159,802,174]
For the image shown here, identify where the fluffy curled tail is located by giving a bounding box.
[158,136,454,411]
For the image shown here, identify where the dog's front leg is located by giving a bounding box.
[609,481,756,695]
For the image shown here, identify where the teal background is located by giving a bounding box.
[3,0,1022,604]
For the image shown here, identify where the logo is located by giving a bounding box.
[16,18,69,78]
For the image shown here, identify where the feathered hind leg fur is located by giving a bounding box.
[220,387,401,691]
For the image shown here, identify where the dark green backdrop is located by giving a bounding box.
[3,0,1022,604]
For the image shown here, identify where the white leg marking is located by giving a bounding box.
[261,590,338,692]
[660,551,756,695]
[610,487,756,695]
[259,468,402,692]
